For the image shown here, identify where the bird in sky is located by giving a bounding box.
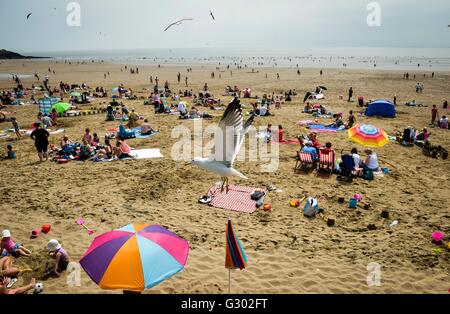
[210,10,215,21]
[163,19,194,32]
[191,97,256,193]
[26,12,32,19]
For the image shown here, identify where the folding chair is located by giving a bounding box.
[318,148,335,175]
[294,151,317,172]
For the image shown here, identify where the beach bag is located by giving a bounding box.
[304,197,319,217]
[362,169,374,180]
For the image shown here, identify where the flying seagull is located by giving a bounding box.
[191,97,256,192]
[26,12,32,19]
[163,18,194,32]
[210,10,215,21]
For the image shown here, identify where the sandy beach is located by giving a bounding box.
[0,59,449,294]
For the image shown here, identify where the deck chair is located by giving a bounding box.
[295,151,317,172]
[318,148,335,175]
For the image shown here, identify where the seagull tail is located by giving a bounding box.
[231,168,248,179]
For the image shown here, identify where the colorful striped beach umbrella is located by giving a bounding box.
[348,123,389,147]
[79,224,189,291]
[225,218,247,293]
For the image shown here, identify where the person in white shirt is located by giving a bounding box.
[178,101,187,117]
[351,147,361,169]
[362,149,379,171]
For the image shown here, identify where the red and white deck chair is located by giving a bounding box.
[318,148,335,175]
[295,151,317,172]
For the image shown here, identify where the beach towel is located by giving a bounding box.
[307,124,339,133]
[94,149,163,162]
[135,131,160,139]
[297,120,313,126]
[272,139,299,145]
[207,185,263,213]
[129,149,164,159]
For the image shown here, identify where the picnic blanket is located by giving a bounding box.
[207,185,263,213]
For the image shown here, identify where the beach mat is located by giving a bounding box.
[207,185,262,213]
[135,131,160,139]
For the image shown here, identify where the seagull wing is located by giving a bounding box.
[210,11,215,20]
[164,22,177,31]
[303,92,312,103]
[211,97,255,167]
[26,13,32,19]
[318,85,328,90]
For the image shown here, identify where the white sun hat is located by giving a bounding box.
[47,239,61,252]
[2,229,11,238]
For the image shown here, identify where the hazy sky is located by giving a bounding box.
[0,0,449,53]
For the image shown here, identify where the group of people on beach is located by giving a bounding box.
[0,229,69,294]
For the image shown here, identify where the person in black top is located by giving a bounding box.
[30,123,50,162]
[348,87,353,102]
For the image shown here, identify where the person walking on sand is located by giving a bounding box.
[11,117,21,139]
[431,105,438,125]
[348,87,353,102]
[30,123,50,162]
[185,76,188,87]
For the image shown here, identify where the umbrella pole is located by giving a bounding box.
[228,268,231,294]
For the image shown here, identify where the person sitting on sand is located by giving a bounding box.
[0,276,36,294]
[304,102,313,113]
[1,230,32,257]
[361,149,379,171]
[47,239,69,277]
[415,127,430,144]
[106,104,114,121]
[351,147,362,169]
[140,119,157,135]
[104,139,114,159]
[0,256,21,279]
[92,133,100,146]
[301,142,318,161]
[127,109,139,129]
[3,145,16,160]
[308,132,320,148]
[189,106,199,119]
[438,115,448,129]
[60,135,72,150]
[328,114,344,128]
[41,114,53,129]
[114,136,132,159]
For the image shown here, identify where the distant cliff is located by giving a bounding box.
[0,49,47,59]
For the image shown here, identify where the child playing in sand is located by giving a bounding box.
[5,145,16,159]
[11,117,21,139]
[47,239,69,277]
[1,230,31,257]
[92,133,100,146]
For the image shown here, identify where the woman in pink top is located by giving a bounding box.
[114,136,132,159]
[1,230,32,257]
